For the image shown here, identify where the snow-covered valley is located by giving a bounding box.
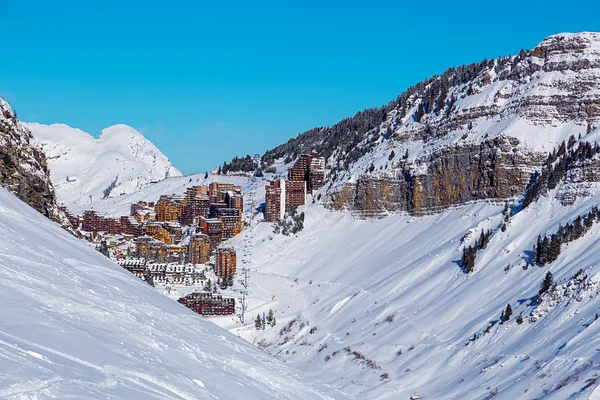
[0,185,348,399]
[4,30,600,400]
[219,184,600,399]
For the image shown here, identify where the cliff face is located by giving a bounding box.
[330,136,544,216]
[263,32,600,217]
[0,98,57,215]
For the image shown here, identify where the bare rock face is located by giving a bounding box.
[0,98,57,216]
[330,136,544,217]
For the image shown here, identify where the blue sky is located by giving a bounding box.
[1,0,599,174]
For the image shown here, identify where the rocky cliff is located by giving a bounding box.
[0,98,59,217]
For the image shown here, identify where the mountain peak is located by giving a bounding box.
[535,31,600,58]
[27,122,182,212]
[98,124,144,142]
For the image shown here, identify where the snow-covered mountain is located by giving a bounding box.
[259,32,600,218]
[26,122,181,213]
[0,184,349,399]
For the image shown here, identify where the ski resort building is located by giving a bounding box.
[188,233,211,265]
[178,292,235,316]
[209,182,242,205]
[180,195,210,225]
[265,179,286,222]
[156,195,184,222]
[120,216,142,236]
[285,180,307,208]
[145,263,204,286]
[264,152,325,222]
[199,217,224,250]
[309,155,326,192]
[215,247,237,278]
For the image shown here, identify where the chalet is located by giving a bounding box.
[209,202,228,219]
[82,210,120,234]
[309,155,326,192]
[136,236,168,262]
[225,191,243,210]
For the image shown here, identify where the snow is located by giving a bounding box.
[0,186,349,399]
[26,122,182,213]
[211,183,600,399]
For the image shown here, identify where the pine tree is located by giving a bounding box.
[539,271,554,296]
[549,234,561,263]
[573,215,584,239]
[540,236,549,266]
[268,309,274,325]
[557,224,564,242]
[504,303,512,322]
[414,103,425,123]
[586,211,595,228]
[534,235,542,264]
[255,314,262,329]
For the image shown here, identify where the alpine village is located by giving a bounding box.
[67,152,326,321]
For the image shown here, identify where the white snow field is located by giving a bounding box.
[26,122,181,213]
[0,186,350,399]
[216,184,600,399]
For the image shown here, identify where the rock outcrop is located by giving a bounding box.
[0,98,58,216]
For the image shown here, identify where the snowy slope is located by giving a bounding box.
[0,186,349,399]
[214,174,600,399]
[26,122,181,213]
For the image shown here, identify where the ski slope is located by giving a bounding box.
[0,186,350,399]
[26,123,181,213]
[218,184,600,399]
